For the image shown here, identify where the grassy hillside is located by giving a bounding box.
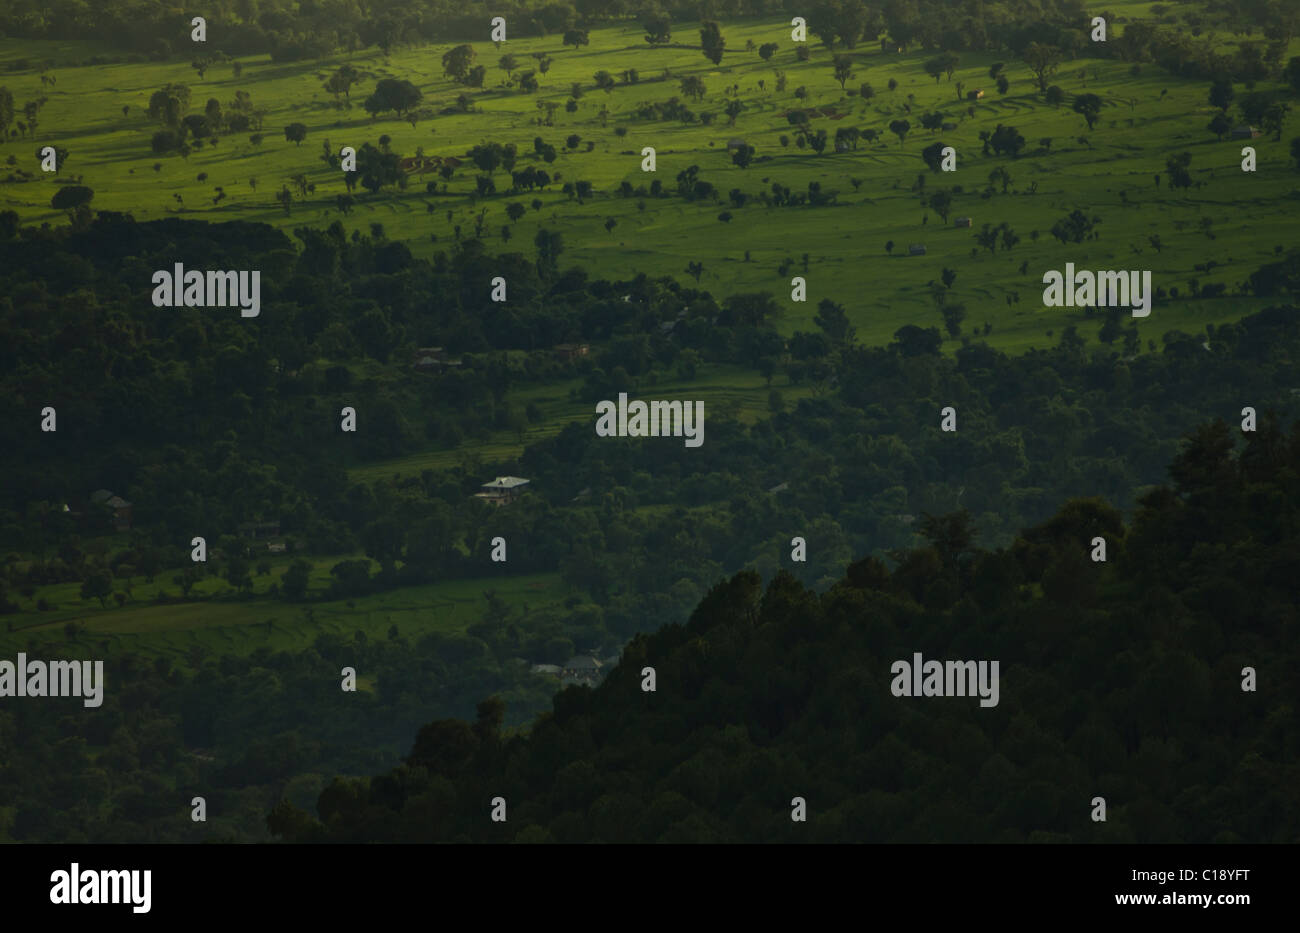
[3,12,1296,352]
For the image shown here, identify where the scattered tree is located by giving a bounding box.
[833,56,854,91]
[1165,151,1192,190]
[701,21,726,66]
[442,45,476,83]
[50,185,94,211]
[80,572,112,608]
[1209,79,1235,113]
[363,79,422,119]
[929,189,953,222]
[644,13,671,45]
[921,141,946,172]
[325,64,361,104]
[1072,93,1103,130]
[1023,42,1062,92]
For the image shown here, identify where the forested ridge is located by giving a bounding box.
[270,418,1300,843]
[5,213,1300,591]
[2,213,1300,842]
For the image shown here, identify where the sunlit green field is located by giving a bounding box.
[3,10,1296,353]
[348,361,814,481]
[0,565,568,666]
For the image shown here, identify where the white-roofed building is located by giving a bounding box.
[474,476,530,507]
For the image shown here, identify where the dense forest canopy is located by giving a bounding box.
[1,211,1298,841]
[268,417,1300,842]
[4,212,1300,598]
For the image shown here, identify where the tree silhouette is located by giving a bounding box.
[700,22,725,65]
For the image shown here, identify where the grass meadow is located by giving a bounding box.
[0,560,568,668]
[2,8,1295,353]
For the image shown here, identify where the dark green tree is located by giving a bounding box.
[700,22,725,66]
